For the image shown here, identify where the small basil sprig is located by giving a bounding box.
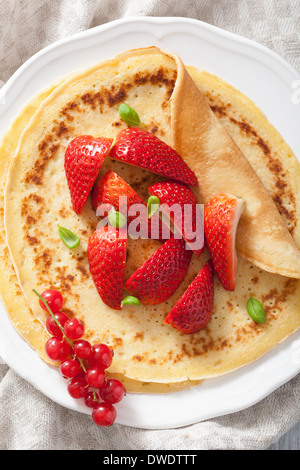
[246,297,266,324]
[108,207,127,229]
[147,195,160,219]
[118,103,144,127]
[58,225,80,249]
[121,296,140,307]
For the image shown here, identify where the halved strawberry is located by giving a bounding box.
[125,236,192,305]
[65,135,113,215]
[204,194,244,291]
[87,225,127,310]
[92,169,169,241]
[164,259,214,334]
[148,180,205,257]
[109,128,198,186]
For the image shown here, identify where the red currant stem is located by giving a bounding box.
[33,288,68,337]
[32,288,87,371]
[77,357,87,373]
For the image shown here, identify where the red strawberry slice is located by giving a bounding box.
[125,236,192,305]
[204,194,244,291]
[148,180,205,257]
[109,128,198,187]
[92,169,145,216]
[65,135,113,215]
[164,259,214,334]
[92,169,169,241]
[87,225,127,310]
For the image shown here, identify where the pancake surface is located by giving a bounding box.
[2,47,300,384]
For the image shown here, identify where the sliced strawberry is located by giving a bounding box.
[125,236,192,305]
[92,169,169,241]
[164,260,214,334]
[148,180,205,257]
[109,128,198,187]
[87,225,127,310]
[65,135,113,215]
[92,169,145,215]
[204,194,244,291]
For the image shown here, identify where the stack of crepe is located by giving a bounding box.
[1,47,300,393]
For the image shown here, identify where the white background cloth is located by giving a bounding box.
[0,0,300,450]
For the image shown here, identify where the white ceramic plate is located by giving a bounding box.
[0,17,300,430]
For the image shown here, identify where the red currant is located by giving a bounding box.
[40,289,63,313]
[92,402,116,427]
[84,391,100,408]
[46,312,69,338]
[85,366,106,389]
[73,339,92,359]
[99,378,126,404]
[89,344,114,369]
[74,367,86,380]
[64,318,84,340]
[67,377,88,399]
[45,337,70,362]
[60,359,80,378]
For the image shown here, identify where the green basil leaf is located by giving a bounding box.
[121,296,140,307]
[118,103,144,127]
[108,208,127,229]
[246,297,266,324]
[58,225,80,249]
[147,195,160,219]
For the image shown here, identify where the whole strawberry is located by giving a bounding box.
[65,135,113,215]
[204,194,244,291]
[164,259,214,334]
[87,225,127,310]
[109,128,198,187]
[125,236,192,305]
[148,180,205,256]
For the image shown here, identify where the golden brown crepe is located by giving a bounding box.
[169,51,300,279]
[0,84,200,393]
[1,47,300,387]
